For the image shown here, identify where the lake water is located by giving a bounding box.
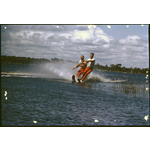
[1,62,149,126]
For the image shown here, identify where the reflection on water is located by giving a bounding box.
[77,82,92,89]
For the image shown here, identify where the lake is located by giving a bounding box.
[1,62,149,126]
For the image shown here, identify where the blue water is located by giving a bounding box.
[1,63,149,126]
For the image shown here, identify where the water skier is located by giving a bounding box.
[79,53,95,83]
[72,55,87,82]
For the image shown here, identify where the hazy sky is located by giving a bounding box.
[1,25,149,68]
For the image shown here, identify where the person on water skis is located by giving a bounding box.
[72,55,87,82]
[79,53,95,83]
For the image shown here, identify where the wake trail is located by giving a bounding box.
[85,72,127,83]
[1,62,127,83]
[1,62,77,80]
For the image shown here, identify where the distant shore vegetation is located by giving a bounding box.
[1,55,149,74]
[1,55,64,64]
[94,63,149,75]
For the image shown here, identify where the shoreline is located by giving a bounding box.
[95,69,147,75]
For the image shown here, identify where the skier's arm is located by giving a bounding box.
[72,63,80,70]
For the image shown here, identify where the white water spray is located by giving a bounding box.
[39,62,127,83]
[87,72,127,83]
[41,62,77,80]
[1,62,127,83]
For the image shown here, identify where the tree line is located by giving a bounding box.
[1,55,64,64]
[94,63,149,74]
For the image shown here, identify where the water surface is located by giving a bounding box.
[1,63,149,126]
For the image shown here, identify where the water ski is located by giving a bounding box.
[77,78,81,83]
[72,75,76,83]
[72,75,81,83]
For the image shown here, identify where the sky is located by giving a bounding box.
[1,24,149,68]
